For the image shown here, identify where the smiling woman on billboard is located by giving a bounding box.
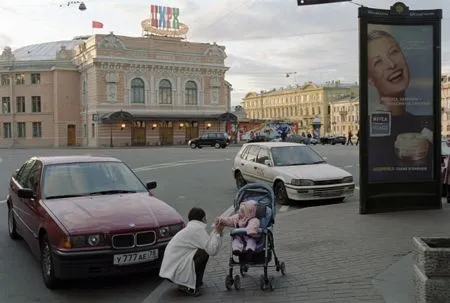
[367,25,434,182]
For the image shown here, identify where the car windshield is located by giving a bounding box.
[42,161,147,199]
[442,141,450,156]
[270,146,325,166]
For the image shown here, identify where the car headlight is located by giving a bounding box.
[70,234,105,248]
[342,176,354,183]
[188,140,191,145]
[159,223,184,238]
[291,179,314,186]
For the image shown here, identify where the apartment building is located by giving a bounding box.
[0,31,233,147]
[329,95,360,135]
[242,81,358,136]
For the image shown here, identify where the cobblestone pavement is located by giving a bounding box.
[152,199,450,303]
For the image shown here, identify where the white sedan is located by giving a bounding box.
[232,142,355,205]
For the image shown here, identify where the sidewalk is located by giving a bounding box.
[146,200,450,303]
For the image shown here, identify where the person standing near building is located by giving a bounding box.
[356,129,360,146]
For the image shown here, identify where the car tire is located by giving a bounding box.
[274,182,288,205]
[8,205,21,240]
[40,234,60,289]
[214,142,221,149]
[235,171,247,189]
[190,143,197,149]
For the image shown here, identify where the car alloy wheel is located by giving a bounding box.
[8,206,20,240]
[214,142,221,149]
[190,143,197,149]
[275,182,288,205]
[40,235,59,289]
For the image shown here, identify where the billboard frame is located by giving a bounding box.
[359,2,443,214]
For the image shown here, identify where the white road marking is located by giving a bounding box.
[211,205,234,228]
[178,195,186,199]
[279,205,290,212]
[344,165,353,168]
[0,200,6,204]
[133,159,229,172]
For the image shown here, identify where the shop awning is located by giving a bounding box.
[100,110,134,123]
[98,111,237,122]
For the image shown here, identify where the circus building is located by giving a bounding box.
[0,5,234,148]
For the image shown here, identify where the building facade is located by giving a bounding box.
[0,31,233,147]
[329,96,360,136]
[442,74,450,138]
[241,81,358,136]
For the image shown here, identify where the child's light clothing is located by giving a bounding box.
[218,200,260,253]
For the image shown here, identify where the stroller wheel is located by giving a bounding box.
[240,264,249,275]
[259,275,267,291]
[234,275,241,290]
[280,262,286,276]
[225,275,233,291]
[268,276,275,291]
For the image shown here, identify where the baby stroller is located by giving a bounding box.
[225,183,286,291]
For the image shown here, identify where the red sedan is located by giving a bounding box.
[6,156,184,289]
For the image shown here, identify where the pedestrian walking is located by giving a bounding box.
[356,129,359,146]
[347,130,353,146]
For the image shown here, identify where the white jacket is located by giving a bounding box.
[159,220,222,289]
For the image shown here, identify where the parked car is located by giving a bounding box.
[286,134,317,145]
[232,142,355,205]
[6,156,184,289]
[188,132,229,149]
[248,135,269,143]
[441,140,450,197]
[320,135,347,145]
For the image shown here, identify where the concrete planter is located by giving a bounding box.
[413,237,450,303]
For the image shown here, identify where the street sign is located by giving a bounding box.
[358,2,443,214]
[297,0,351,6]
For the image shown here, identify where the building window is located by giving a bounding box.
[1,75,10,86]
[32,96,41,112]
[159,79,172,104]
[185,81,198,105]
[15,74,25,85]
[1,97,10,114]
[32,122,42,138]
[211,88,219,104]
[17,122,26,138]
[130,78,145,104]
[3,122,11,138]
[31,73,41,85]
[91,123,95,137]
[16,97,25,113]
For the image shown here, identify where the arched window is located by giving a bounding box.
[185,81,198,105]
[131,78,145,104]
[159,79,172,104]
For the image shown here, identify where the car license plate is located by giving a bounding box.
[113,249,158,266]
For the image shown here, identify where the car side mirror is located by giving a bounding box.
[146,181,157,190]
[264,160,273,167]
[18,188,35,199]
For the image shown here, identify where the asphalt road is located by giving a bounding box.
[0,144,359,303]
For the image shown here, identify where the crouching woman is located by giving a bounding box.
[159,207,224,296]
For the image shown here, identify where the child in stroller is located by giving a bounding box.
[220,183,286,291]
[216,200,260,258]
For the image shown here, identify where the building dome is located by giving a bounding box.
[12,40,84,61]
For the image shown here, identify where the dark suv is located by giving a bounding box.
[188,132,229,149]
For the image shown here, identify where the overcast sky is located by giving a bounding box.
[0,0,449,106]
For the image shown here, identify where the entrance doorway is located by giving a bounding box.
[185,122,199,142]
[132,121,146,146]
[67,124,76,146]
[158,121,173,145]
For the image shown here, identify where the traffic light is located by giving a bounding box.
[297,0,352,5]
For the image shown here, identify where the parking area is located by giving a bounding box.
[0,144,359,303]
